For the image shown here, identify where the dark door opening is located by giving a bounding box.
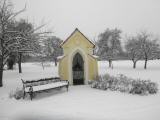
[72,53,84,85]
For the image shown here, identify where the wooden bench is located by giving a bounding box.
[21,77,69,100]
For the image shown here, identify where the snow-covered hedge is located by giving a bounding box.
[91,74,158,95]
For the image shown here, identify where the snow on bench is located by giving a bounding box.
[24,81,68,92]
[21,77,69,100]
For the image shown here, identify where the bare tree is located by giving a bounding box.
[13,19,44,73]
[138,32,160,69]
[43,36,63,66]
[125,36,142,68]
[0,0,26,86]
[97,28,122,67]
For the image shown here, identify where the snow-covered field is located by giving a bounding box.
[0,60,160,120]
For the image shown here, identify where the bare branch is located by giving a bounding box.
[8,3,26,20]
[29,23,47,33]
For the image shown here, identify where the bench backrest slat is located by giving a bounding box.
[22,77,62,88]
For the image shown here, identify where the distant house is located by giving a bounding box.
[58,28,98,85]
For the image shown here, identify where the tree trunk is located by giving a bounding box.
[0,55,4,87]
[18,53,22,73]
[7,59,14,70]
[54,58,57,66]
[133,61,137,69]
[0,57,3,87]
[0,68,3,87]
[109,60,112,68]
[144,58,148,69]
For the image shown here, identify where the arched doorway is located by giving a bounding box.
[72,53,84,85]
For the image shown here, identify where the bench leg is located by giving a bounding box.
[29,92,33,100]
[66,85,69,91]
[67,81,69,91]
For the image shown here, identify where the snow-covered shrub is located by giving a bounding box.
[91,74,158,95]
[97,81,109,90]
[102,74,116,90]
[116,74,133,93]
[130,80,148,95]
[146,82,158,94]
[109,78,118,91]
[91,75,109,90]
[88,80,93,84]
[9,88,24,100]
[91,80,99,88]
[130,80,158,95]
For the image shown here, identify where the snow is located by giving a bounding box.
[92,55,99,58]
[24,81,68,92]
[99,60,160,85]
[57,55,65,60]
[0,60,160,120]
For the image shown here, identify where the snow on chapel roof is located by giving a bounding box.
[60,28,95,48]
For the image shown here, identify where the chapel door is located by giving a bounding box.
[72,53,84,85]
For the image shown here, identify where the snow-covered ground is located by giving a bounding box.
[0,60,160,120]
[99,60,160,85]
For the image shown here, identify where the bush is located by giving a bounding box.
[88,80,94,85]
[91,74,158,95]
[91,75,109,90]
[9,88,24,100]
[130,80,148,95]
[147,82,158,94]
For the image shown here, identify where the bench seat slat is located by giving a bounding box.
[25,81,68,92]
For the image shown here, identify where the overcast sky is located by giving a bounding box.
[12,0,160,41]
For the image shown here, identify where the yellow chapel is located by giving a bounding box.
[58,28,98,85]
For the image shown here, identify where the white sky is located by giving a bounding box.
[12,0,160,41]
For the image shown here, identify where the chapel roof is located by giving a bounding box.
[60,28,95,48]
